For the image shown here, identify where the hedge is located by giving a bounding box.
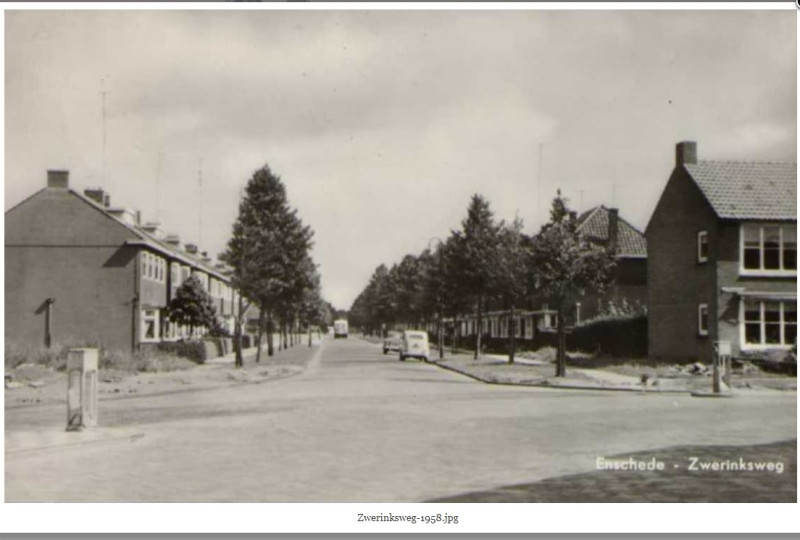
[446,315,648,358]
[157,341,208,364]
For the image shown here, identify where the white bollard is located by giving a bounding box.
[66,348,99,431]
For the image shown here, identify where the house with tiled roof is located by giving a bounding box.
[572,204,648,322]
[646,141,796,363]
[439,204,648,350]
[5,170,245,353]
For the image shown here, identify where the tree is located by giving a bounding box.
[495,217,532,364]
[529,191,617,377]
[166,275,219,337]
[449,194,503,359]
[221,164,315,366]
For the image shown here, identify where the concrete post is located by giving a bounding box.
[66,348,99,431]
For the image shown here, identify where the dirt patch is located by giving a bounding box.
[5,346,317,410]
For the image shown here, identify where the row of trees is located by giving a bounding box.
[219,165,332,367]
[350,191,617,376]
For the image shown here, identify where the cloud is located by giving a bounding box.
[5,9,795,308]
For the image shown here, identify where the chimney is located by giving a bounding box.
[47,170,69,189]
[676,141,697,166]
[569,211,577,222]
[83,188,106,206]
[608,208,619,253]
[185,243,198,255]
[135,210,142,226]
[103,194,110,207]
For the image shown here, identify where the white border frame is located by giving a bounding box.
[1,2,798,535]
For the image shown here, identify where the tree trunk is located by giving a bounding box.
[266,311,274,357]
[234,295,244,368]
[282,320,288,350]
[509,303,516,364]
[556,311,566,377]
[308,326,312,347]
[474,297,483,360]
[452,316,459,354]
[255,308,265,363]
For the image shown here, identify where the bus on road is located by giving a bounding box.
[333,319,349,339]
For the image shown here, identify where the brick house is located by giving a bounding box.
[5,170,242,353]
[646,141,796,363]
[439,205,647,347]
[571,205,648,323]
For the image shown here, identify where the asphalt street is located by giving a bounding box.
[5,337,797,502]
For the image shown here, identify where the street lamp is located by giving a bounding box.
[427,237,445,360]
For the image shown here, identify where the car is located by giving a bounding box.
[399,330,430,362]
[383,330,402,354]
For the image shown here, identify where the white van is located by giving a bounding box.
[399,330,430,362]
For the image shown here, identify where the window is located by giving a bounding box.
[141,309,160,342]
[697,231,708,263]
[743,299,797,348]
[575,303,582,325]
[741,224,797,274]
[698,304,708,336]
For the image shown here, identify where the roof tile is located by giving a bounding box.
[684,161,796,220]
[576,206,647,258]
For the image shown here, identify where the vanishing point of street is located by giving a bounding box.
[5,337,796,502]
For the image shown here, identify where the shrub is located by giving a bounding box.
[101,348,195,373]
[4,339,102,371]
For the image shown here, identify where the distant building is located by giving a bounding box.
[439,205,647,346]
[646,141,796,363]
[5,170,243,353]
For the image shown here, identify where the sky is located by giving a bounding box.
[4,8,796,309]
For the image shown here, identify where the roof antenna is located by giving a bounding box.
[537,142,544,224]
[155,152,163,222]
[197,158,203,246]
[101,77,109,189]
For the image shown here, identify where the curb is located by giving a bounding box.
[430,359,690,394]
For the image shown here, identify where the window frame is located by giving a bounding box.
[740,223,797,277]
[739,298,797,350]
[140,308,161,343]
[697,304,709,336]
[697,231,708,263]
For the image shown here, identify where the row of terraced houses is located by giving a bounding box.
[5,140,797,363]
[5,170,250,354]
[428,140,796,363]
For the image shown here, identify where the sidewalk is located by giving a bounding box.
[438,352,686,393]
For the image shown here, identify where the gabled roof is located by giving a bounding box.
[684,161,796,221]
[576,205,647,258]
[72,188,231,281]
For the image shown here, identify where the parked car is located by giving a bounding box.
[399,330,430,362]
[383,330,402,354]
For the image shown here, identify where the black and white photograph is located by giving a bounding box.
[2,2,798,534]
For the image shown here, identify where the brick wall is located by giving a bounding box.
[5,189,141,352]
[647,168,718,362]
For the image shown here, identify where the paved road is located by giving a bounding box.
[5,338,797,502]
